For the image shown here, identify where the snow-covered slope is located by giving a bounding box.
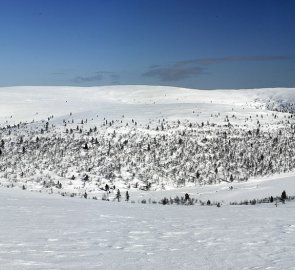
[1,85,295,201]
[1,85,295,125]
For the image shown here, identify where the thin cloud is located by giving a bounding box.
[109,73,121,84]
[144,55,291,82]
[110,73,120,81]
[74,73,103,83]
[73,71,120,84]
[143,66,205,81]
[178,55,291,66]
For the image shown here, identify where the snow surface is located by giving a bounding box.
[1,187,295,270]
[1,85,295,125]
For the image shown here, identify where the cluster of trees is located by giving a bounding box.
[266,100,295,114]
[1,111,295,195]
[229,190,293,205]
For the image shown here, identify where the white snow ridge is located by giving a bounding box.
[1,85,295,270]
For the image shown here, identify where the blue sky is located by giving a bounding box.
[0,0,294,89]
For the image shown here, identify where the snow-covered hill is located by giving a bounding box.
[1,85,295,202]
[1,85,295,125]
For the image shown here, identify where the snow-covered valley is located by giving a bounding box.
[1,85,295,269]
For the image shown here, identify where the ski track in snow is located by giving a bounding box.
[0,188,295,270]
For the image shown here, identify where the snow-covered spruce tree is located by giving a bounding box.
[281,190,287,202]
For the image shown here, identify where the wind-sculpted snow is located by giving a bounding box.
[0,188,295,270]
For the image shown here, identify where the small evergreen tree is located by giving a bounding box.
[281,190,287,202]
[184,193,190,202]
[125,191,130,202]
[230,174,234,182]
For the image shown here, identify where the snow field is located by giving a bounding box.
[0,188,295,270]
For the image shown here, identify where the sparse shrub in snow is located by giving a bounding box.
[160,197,169,205]
[281,190,287,202]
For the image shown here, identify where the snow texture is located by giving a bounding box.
[0,188,295,270]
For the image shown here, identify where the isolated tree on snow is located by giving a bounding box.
[281,190,287,202]
[125,191,130,202]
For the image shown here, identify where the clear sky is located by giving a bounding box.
[0,0,294,89]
